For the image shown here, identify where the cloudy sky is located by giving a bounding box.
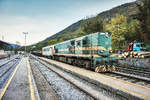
[0,0,136,46]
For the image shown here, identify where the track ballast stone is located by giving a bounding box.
[33,59,94,100]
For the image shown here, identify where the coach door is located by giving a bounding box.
[50,47,54,56]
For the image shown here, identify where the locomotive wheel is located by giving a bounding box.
[111,65,115,71]
[95,67,99,72]
[95,65,107,73]
[107,65,115,72]
[85,62,90,69]
[100,65,106,72]
[107,65,112,72]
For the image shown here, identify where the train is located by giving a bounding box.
[40,32,117,72]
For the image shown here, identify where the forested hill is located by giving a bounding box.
[98,1,138,22]
[43,0,138,42]
[0,40,20,50]
[31,0,144,50]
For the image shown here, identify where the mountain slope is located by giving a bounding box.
[44,0,139,42]
[32,0,141,50]
[0,40,20,50]
[98,1,138,22]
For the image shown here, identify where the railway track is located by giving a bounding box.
[31,55,149,100]
[0,56,8,60]
[29,59,58,100]
[0,58,20,79]
[0,55,20,67]
[103,71,150,88]
[30,56,122,100]
[30,57,97,100]
[0,57,21,89]
[31,54,150,99]
[115,65,150,78]
[0,59,16,68]
[0,58,21,78]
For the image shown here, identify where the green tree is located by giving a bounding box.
[47,39,57,45]
[0,42,4,49]
[125,19,141,42]
[82,16,104,34]
[135,0,150,42]
[77,32,86,37]
[9,46,14,51]
[106,14,127,49]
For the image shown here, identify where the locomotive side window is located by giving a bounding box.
[83,40,87,46]
[71,40,75,46]
[77,40,81,46]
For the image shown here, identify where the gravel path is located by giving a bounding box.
[32,58,94,100]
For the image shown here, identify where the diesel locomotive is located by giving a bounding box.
[42,32,116,72]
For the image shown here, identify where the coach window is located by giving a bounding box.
[55,48,58,53]
[83,40,87,46]
[77,40,81,46]
[71,40,75,46]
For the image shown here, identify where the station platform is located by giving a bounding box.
[40,57,150,100]
[0,57,40,100]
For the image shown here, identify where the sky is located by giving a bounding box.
[0,0,136,46]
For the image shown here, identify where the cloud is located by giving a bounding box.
[0,15,73,45]
[0,0,136,45]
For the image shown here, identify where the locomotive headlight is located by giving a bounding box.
[98,46,106,53]
[108,47,112,53]
[110,50,113,53]
[101,50,105,52]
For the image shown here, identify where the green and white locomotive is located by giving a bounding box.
[42,32,116,72]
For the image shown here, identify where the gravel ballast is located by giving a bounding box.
[31,58,94,100]
[30,59,58,100]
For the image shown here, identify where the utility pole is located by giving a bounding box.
[23,32,28,55]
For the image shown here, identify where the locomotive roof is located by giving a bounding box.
[42,45,54,49]
[42,32,109,49]
[55,35,86,46]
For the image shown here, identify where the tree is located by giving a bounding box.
[47,39,57,45]
[125,19,141,42]
[135,0,150,42]
[106,14,127,49]
[0,42,4,49]
[82,16,104,34]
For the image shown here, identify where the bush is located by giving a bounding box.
[146,45,150,51]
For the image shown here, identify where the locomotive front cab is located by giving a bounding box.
[94,32,116,72]
[80,32,115,72]
[97,32,112,57]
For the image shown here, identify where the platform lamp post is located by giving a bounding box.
[23,32,28,55]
